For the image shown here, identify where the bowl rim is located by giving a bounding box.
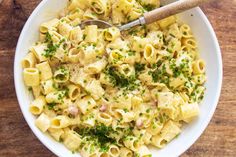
[14,0,223,156]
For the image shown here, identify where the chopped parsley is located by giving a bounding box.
[123,108,129,113]
[28,87,32,91]
[47,102,57,110]
[75,124,116,152]
[104,66,138,90]
[143,4,156,11]
[146,108,151,113]
[43,32,67,58]
[45,32,52,43]
[134,63,145,74]
[82,34,87,40]
[43,43,59,58]
[150,64,169,84]
[128,29,138,35]
[170,58,191,77]
[127,50,135,56]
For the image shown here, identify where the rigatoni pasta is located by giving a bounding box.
[23,68,40,86]
[22,0,206,156]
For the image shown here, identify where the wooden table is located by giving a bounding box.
[0,0,235,156]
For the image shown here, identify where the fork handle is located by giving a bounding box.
[119,0,210,31]
[144,0,209,24]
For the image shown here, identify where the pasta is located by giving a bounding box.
[22,0,206,156]
[29,96,46,115]
[21,52,36,68]
[23,68,40,86]
[36,61,53,81]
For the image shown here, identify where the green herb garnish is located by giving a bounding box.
[47,102,57,110]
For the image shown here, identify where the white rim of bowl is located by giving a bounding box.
[14,0,223,156]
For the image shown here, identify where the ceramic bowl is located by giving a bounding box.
[14,0,223,156]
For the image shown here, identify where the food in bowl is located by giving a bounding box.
[21,0,206,156]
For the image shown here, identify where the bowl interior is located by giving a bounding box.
[14,0,222,156]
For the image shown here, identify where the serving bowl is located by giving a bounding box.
[14,0,222,156]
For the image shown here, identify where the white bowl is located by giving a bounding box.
[14,0,223,156]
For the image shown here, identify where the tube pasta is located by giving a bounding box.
[23,1,206,155]
[97,112,113,125]
[41,79,56,95]
[167,38,181,53]
[45,91,66,103]
[139,0,160,7]
[84,58,107,74]
[23,68,40,86]
[143,44,157,64]
[32,86,42,98]
[136,145,152,157]
[180,103,199,123]
[115,0,135,14]
[78,44,99,65]
[84,25,98,43]
[29,96,46,115]
[70,18,81,27]
[118,64,135,77]
[169,75,187,89]
[83,8,99,20]
[108,49,124,65]
[68,0,88,11]
[99,72,114,86]
[48,30,64,43]
[111,9,125,24]
[48,128,64,141]
[151,134,167,148]
[76,96,96,114]
[99,152,109,157]
[180,24,193,38]
[40,18,59,33]
[138,70,155,86]
[147,119,163,135]
[63,130,82,151]
[108,145,120,157]
[167,23,182,40]
[80,142,99,157]
[159,120,181,142]
[51,115,71,129]
[31,44,48,62]
[158,16,176,29]
[69,26,83,44]
[127,7,143,21]
[21,52,36,68]
[119,147,133,157]
[192,59,206,74]
[182,38,197,49]
[192,74,206,85]
[81,111,97,127]
[131,36,149,53]
[89,0,108,15]
[36,61,53,81]
[68,48,81,63]
[58,22,73,38]
[85,79,105,100]
[35,113,50,132]
[69,19,81,28]
[53,67,70,83]
[146,31,164,49]
[104,27,120,41]
[67,84,80,100]
[143,132,152,145]
[123,136,140,151]
[67,9,84,21]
